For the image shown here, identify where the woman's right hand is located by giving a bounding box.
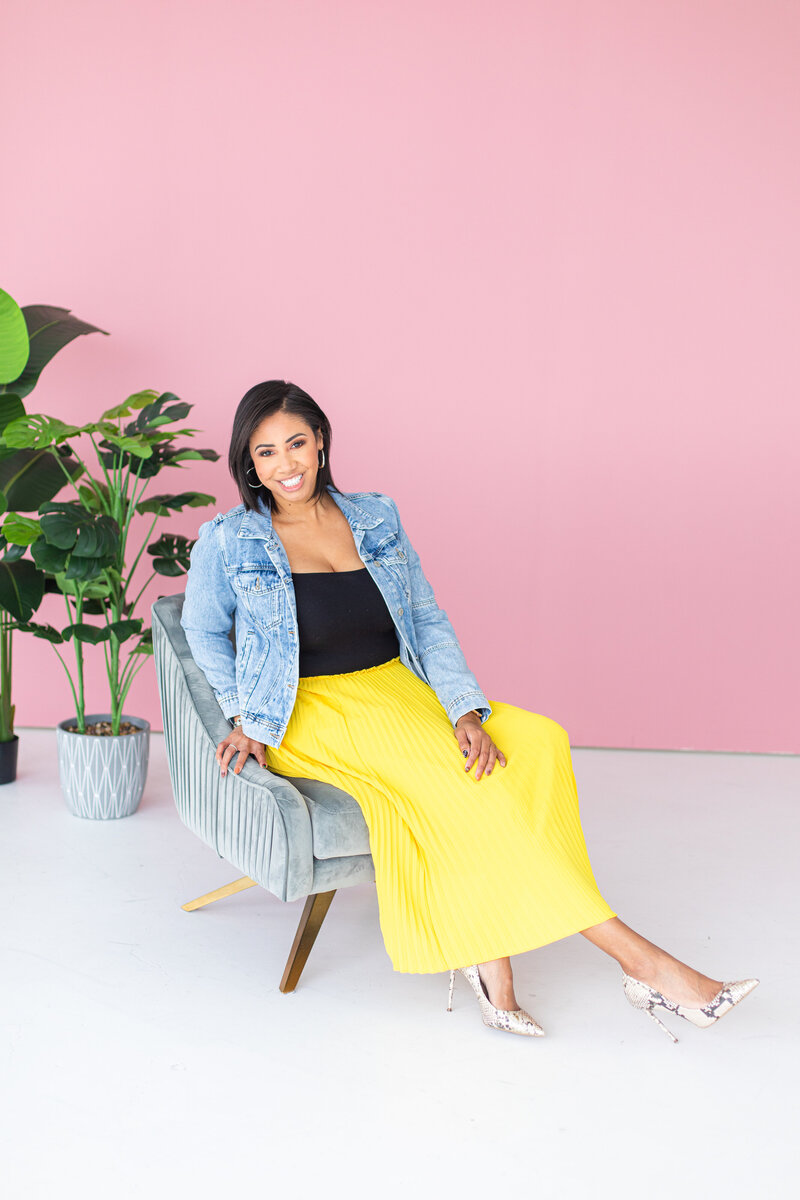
[216,726,268,777]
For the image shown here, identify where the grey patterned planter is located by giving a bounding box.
[57,714,150,819]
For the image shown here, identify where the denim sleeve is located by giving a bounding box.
[386,496,491,727]
[180,518,241,719]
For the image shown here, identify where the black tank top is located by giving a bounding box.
[292,567,400,676]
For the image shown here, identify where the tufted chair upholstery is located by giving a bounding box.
[151,593,375,990]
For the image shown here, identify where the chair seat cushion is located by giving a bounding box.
[275,775,371,860]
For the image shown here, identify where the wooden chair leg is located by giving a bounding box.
[182,875,258,911]
[279,890,336,993]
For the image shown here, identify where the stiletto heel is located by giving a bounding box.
[644,1006,679,1043]
[446,965,545,1037]
[622,971,759,1042]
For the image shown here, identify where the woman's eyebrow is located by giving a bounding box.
[253,432,306,449]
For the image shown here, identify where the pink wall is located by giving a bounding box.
[3,0,797,752]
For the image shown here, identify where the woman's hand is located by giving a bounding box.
[454,712,506,781]
[216,726,268,777]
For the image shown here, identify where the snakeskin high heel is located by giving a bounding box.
[447,965,545,1037]
[621,971,759,1042]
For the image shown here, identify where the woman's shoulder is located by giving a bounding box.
[194,502,247,540]
[333,488,401,527]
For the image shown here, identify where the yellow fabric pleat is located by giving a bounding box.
[266,657,616,974]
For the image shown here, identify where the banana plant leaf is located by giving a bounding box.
[0,306,108,399]
[0,444,82,512]
[0,558,46,622]
[0,394,25,432]
[0,291,29,385]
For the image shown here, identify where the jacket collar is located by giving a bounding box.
[236,485,384,540]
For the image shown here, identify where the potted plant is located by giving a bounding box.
[0,286,106,783]
[0,389,218,816]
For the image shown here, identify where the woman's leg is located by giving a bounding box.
[580,917,723,1006]
[477,957,518,1009]
[478,915,725,1011]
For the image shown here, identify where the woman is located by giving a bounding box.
[181,380,758,1040]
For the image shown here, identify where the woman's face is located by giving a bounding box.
[247,409,325,511]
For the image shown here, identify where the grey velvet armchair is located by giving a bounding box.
[151,593,376,991]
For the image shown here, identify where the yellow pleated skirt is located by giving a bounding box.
[265,656,616,974]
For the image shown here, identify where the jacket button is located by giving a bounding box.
[398,607,404,616]
[398,551,406,560]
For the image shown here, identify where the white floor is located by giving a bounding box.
[2,731,797,1200]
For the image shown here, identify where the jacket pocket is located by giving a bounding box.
[230,569,284,630]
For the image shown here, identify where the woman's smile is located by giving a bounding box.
[277,472,305,492]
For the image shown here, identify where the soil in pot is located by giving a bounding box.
[64,721,141,736]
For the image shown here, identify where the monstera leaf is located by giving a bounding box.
[33,502,119,582]
[136,491,214,517]
[147,532,194,576]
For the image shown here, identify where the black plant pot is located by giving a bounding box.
[0,735,19,785]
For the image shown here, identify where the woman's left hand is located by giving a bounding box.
[454,712,506,781]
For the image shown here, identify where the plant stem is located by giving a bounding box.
[0,612,13,741]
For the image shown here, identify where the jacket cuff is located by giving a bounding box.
[450,697,492,728]
[216,691,241,719]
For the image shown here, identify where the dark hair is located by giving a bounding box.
[229,380,339,513]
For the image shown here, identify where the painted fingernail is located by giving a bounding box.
[462,749,468,757]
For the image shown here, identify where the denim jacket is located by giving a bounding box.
[180,486,491,748]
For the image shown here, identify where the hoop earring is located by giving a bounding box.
[246,465,262,490]
[318,448,326,469]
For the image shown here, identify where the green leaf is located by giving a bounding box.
[0,393,25,433]
[133,393,191,433]
[76,481,110,514]
[136,491,215,516]
[39,504,119,557]
[0,290,30,384]
[3,306,108,399]
[1,413,88,450]
[16,620,64,643]
[126,390,159,411]
[61,623,109,644]
[1,514,41,546]
[163,446,220,466]
[31,537,69,574]
[0,492,6,518]
[130,629,154,656]
[1,541,25,562]
[98,431,153,459]
[107,618,143,643]
[54,572,112,601]
[0,558,46,622]
[147,533,193,576]
[0,446,79,512]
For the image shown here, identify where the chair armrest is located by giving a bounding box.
[152,597,314,901]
